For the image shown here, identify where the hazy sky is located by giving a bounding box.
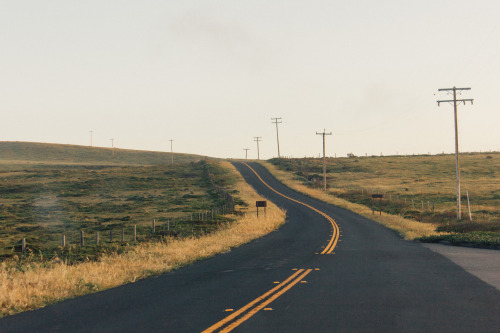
[2,1,499,159]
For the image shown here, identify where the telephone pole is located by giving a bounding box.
[110,138,115,158]
[316,129,332,191]
[243,148,250,160]
[169,139,174,165]
[254,137,262,160]
[437,86,473,221]
[271,117,282,159]
[89,131,93,147]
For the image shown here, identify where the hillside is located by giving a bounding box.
[0,142,205,168]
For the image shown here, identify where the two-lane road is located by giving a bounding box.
[1,162,499,332]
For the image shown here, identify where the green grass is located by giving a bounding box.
[269,152,499,247]
[0,142,238,262]
[416,232,500,249]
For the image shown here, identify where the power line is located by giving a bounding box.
[437,87,474,221]
[316,129,332,191]
[253,137,262,160]
[271,117,282,159]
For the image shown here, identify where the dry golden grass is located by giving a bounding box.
[260,161,438,240]
[0,161,285,317]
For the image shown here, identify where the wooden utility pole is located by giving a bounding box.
[316,129,332,191]
[110,138,115,158]
[89,130,93,147]
[254,137,262,160]
[437,86,473,220]
[243,148,250,160]
[271,117,282,159]
[169,139,174,165]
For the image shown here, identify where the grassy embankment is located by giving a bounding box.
[261,152,499,247]
[0,143,285,317]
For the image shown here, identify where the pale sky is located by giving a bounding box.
[1,1,499,159]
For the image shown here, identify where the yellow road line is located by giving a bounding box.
[202,269,305,333]
[220,269,313,333]
[242,162,339,255]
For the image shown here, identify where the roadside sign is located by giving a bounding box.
[256,201,267,217]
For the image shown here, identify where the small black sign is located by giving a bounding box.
[256,201,267,207]
[371,194,383,199]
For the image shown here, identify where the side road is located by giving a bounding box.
[423,244,500,291]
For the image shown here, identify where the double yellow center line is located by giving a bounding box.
[202,163,340,332]
[202,269,313,333]
[242,162,339,254]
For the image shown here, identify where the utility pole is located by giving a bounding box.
[316,129,332,191]
[243,148,250,160]
[437,86,473,221]
[110,138,115,158]
[254,137,262,160]
[271,117,282,159]
[169,139,174,165]
[89,130,93,147]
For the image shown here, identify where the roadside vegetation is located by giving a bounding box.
[0,143,285,317]
[262,152,499,248]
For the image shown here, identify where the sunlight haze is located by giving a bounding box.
[1,0,499,159]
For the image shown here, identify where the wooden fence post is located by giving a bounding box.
[167,219,170,231]
[80,230,85,246]
[96,232,99,245]
[133,225,137,242]
[109,229,113,242]
[21,238,26,253]
[152,219,156,233]
[62,234,66,247]
[121,228,125,242]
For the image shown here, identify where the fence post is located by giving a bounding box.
[152,219,156,233]
[412,199,414,208]
[133,225,137,242]
[21,238,26,253]
[80,230,85,246]
[62,234,66,247]
[109,229,113,242]
[121,228,125,242]
[421,200,424,210]
[467,191,472,221]
[96,232,99,245]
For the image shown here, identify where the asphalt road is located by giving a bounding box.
[1,162,499,332]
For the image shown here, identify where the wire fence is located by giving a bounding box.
[18,162,236,253]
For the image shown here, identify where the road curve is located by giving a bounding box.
[1,162,499,332]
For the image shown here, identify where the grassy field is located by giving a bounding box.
[0,141,203,167]
[0,142,232,260]
[265,152,499,247]
[0,162,238,260]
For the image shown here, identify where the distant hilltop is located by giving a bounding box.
[0,141,206,166]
